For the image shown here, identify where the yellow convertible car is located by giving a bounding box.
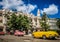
[32,31,59,39]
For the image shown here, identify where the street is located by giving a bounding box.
[0,35,60,42]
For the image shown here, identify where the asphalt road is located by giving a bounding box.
[0,35,60,42]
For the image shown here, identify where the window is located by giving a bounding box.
[0,26,3,31]
[36,22,37,25]
[0,29,3,32]
[0,14,2,16]
[0,20,2,23]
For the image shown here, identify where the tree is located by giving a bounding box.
[16,14,23,30]
[56,18,60,29]
[23,15,31,30]
[40,12,49,31]
[18,15,31,30]
[7,13,17,30]
[7,13,31,31]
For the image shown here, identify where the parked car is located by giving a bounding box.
[14,30,24,36]
[32,31,59,39]
[0,31,5,35]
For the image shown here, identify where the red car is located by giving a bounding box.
[14,30,24,36]
[0,31,5,35]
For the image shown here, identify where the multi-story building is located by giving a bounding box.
[0,10,3,31]
[0,9,59,32]
[48,18,59,30]
[0,9,13,32]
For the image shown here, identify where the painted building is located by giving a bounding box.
[0,10,4,31]
[0,9,59,32]
[48,18,59,30]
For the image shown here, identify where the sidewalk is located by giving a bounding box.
[24,34,32,36]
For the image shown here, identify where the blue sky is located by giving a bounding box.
[0,0,60,18]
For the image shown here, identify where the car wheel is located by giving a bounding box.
[49,36,55,39]
[21,35,24,36]
[42,35,46,39]
[32,34,35,38]
[18,35,21,36]
[54,36,58,40]
[3,34,5,36]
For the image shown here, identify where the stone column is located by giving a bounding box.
[2,12,7,33]
[32,16,36,29]
[36,9,41,29]
[3,25,6,33]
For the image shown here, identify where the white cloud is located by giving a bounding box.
[16,4,37,13]
[1,0,37,13]
[2,0,24,9]
[27,4,37,13]
[16,5,27,12]
[41,4,58,15]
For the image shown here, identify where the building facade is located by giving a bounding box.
[0,10,4,31]
[0,9,59,32]
[48,18,59,30]
[0,9,13,32]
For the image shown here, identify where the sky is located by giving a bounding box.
[0,0,60,18]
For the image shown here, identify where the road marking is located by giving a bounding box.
[24,40,31,42]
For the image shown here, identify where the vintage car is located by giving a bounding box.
[0,31,5,35]
[14,30,24,36]
[32,31,59,39]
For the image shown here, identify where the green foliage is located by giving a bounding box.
[56,18,60,29]
[40,12,49,31]
[7,13,31,31]
[7,13,17,30]
[42,12,47,21]
[40,22,49,30]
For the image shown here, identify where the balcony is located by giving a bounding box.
[0,17,3,22]
[0,10,3,14]
[48,20,57,22]
[49,23,56,25]
[0,23,3,26]
[0,17,3,20]
[0,24,4,29]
